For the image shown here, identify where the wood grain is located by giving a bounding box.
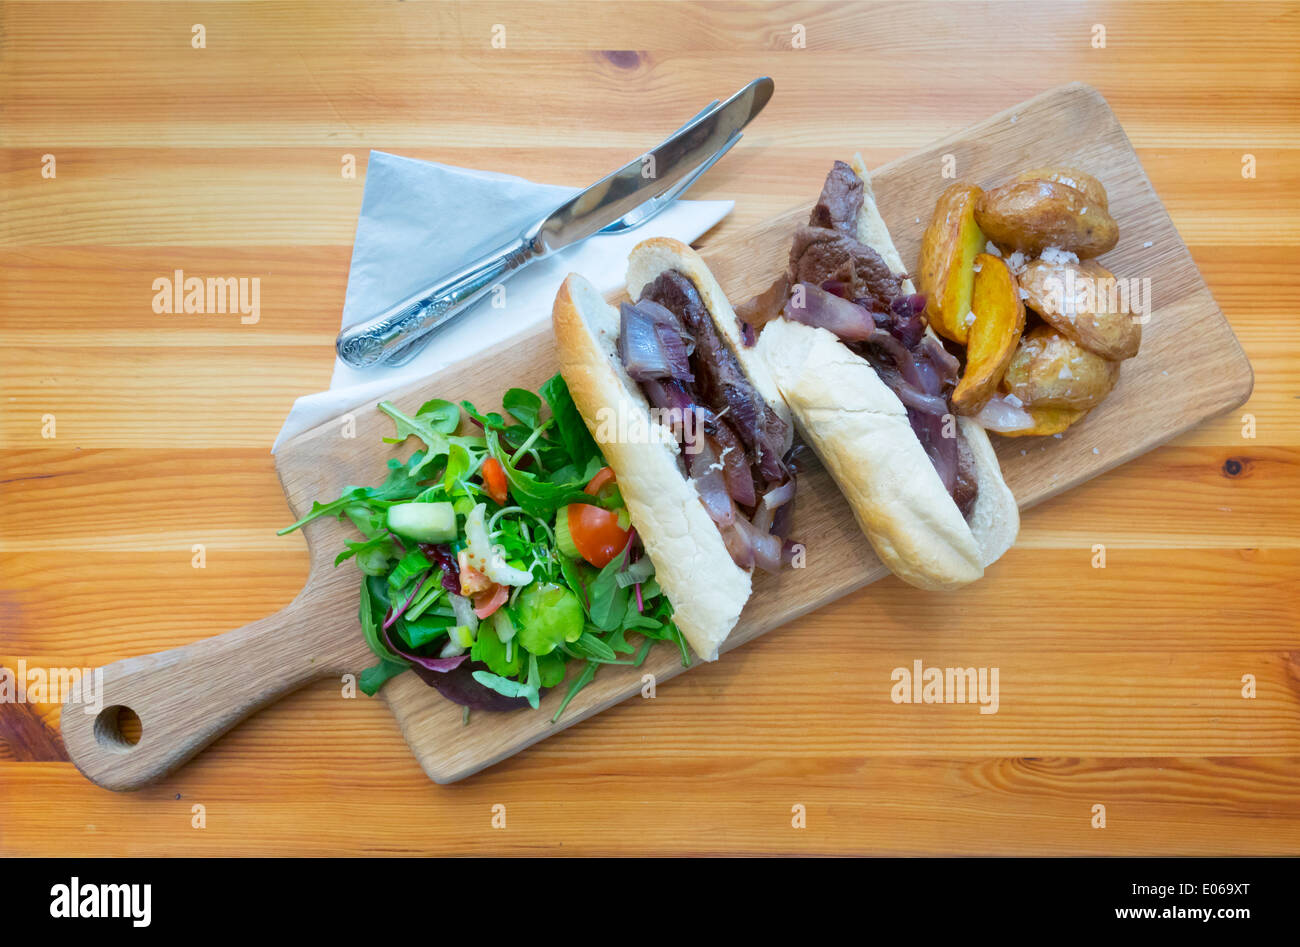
[2,0,1297,854]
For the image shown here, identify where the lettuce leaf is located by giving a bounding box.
[540,373,599,471]
[514,582,585,656]
[471,616,521,678]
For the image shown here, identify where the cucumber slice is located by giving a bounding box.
[387,501,457,543]
[554,505,582,560]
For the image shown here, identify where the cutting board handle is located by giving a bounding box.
[60,594,351,791]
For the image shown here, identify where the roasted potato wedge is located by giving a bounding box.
[1018,258,1141,361]
[1004,325,1120,411]
[952,253,1026,415]
[975,180,1119,258]
[1013,167,1109,211]
[917,183,985,344]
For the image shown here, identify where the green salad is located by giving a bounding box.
[279,373,688,722]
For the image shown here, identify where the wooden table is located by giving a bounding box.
[2,0,1297,856]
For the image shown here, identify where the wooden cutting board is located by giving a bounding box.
[60,82,1252,789]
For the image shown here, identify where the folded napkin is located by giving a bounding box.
[272,151,732,451]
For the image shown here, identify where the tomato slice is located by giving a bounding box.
[567,502,630,568]
[481,457,509,506]
[472,583,508,619]
[584,466,616,497]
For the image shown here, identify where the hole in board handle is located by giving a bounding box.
[94,705,142,752]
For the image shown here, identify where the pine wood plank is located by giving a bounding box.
[1,0,1295,855]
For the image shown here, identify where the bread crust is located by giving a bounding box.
[757,156,1019,589]
[958,416,1020,568]
[551,270,752,661]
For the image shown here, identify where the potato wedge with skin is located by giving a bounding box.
[1013,167,1109,211]
[1004,325,1120,411]
[1019,258,1141,361]
[975,180,1119,258]
[952,253,1026,415]
[917,183,985,344]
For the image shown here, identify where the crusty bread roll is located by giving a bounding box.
[552,246,763,661]
[757,155,1019,589]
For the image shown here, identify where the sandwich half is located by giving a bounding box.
[753,156,1018,590]
[552,238,797,659]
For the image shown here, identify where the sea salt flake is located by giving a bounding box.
[984,241,1003,257]
[1040,246,1079,265]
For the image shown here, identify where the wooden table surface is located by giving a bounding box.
[2,0,1297,856]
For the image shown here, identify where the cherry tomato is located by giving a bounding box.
[456,549,493,597]
[472,583,508,619]
[481,457,509,506]
[567,502,631,568]
[584,466,616,497]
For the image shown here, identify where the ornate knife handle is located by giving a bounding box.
[336,236,538,369]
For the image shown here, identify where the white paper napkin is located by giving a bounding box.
[272,151,732,451]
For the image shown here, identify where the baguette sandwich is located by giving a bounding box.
[552,238,798,660]
[748,157,1018,590]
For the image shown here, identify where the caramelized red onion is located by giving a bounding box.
[618,299,695,383]
[719,512,785,574]
[751,478,796,534]
[972,393,1035,433]
[888,294,927,348]
[684,434,735,527]
[697,409,755,508]
[735,275,789,345]
[919,332,961,378]
[639,377,694,415]
[782,282,879,340]
[909,409,959,494]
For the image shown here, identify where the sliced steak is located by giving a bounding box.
[808,159,864,235]
[952,434,978,520]
[787,226,903,314]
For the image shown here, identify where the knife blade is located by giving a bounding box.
[522,76,772,254]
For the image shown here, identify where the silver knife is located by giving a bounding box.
[335,76,774,369]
